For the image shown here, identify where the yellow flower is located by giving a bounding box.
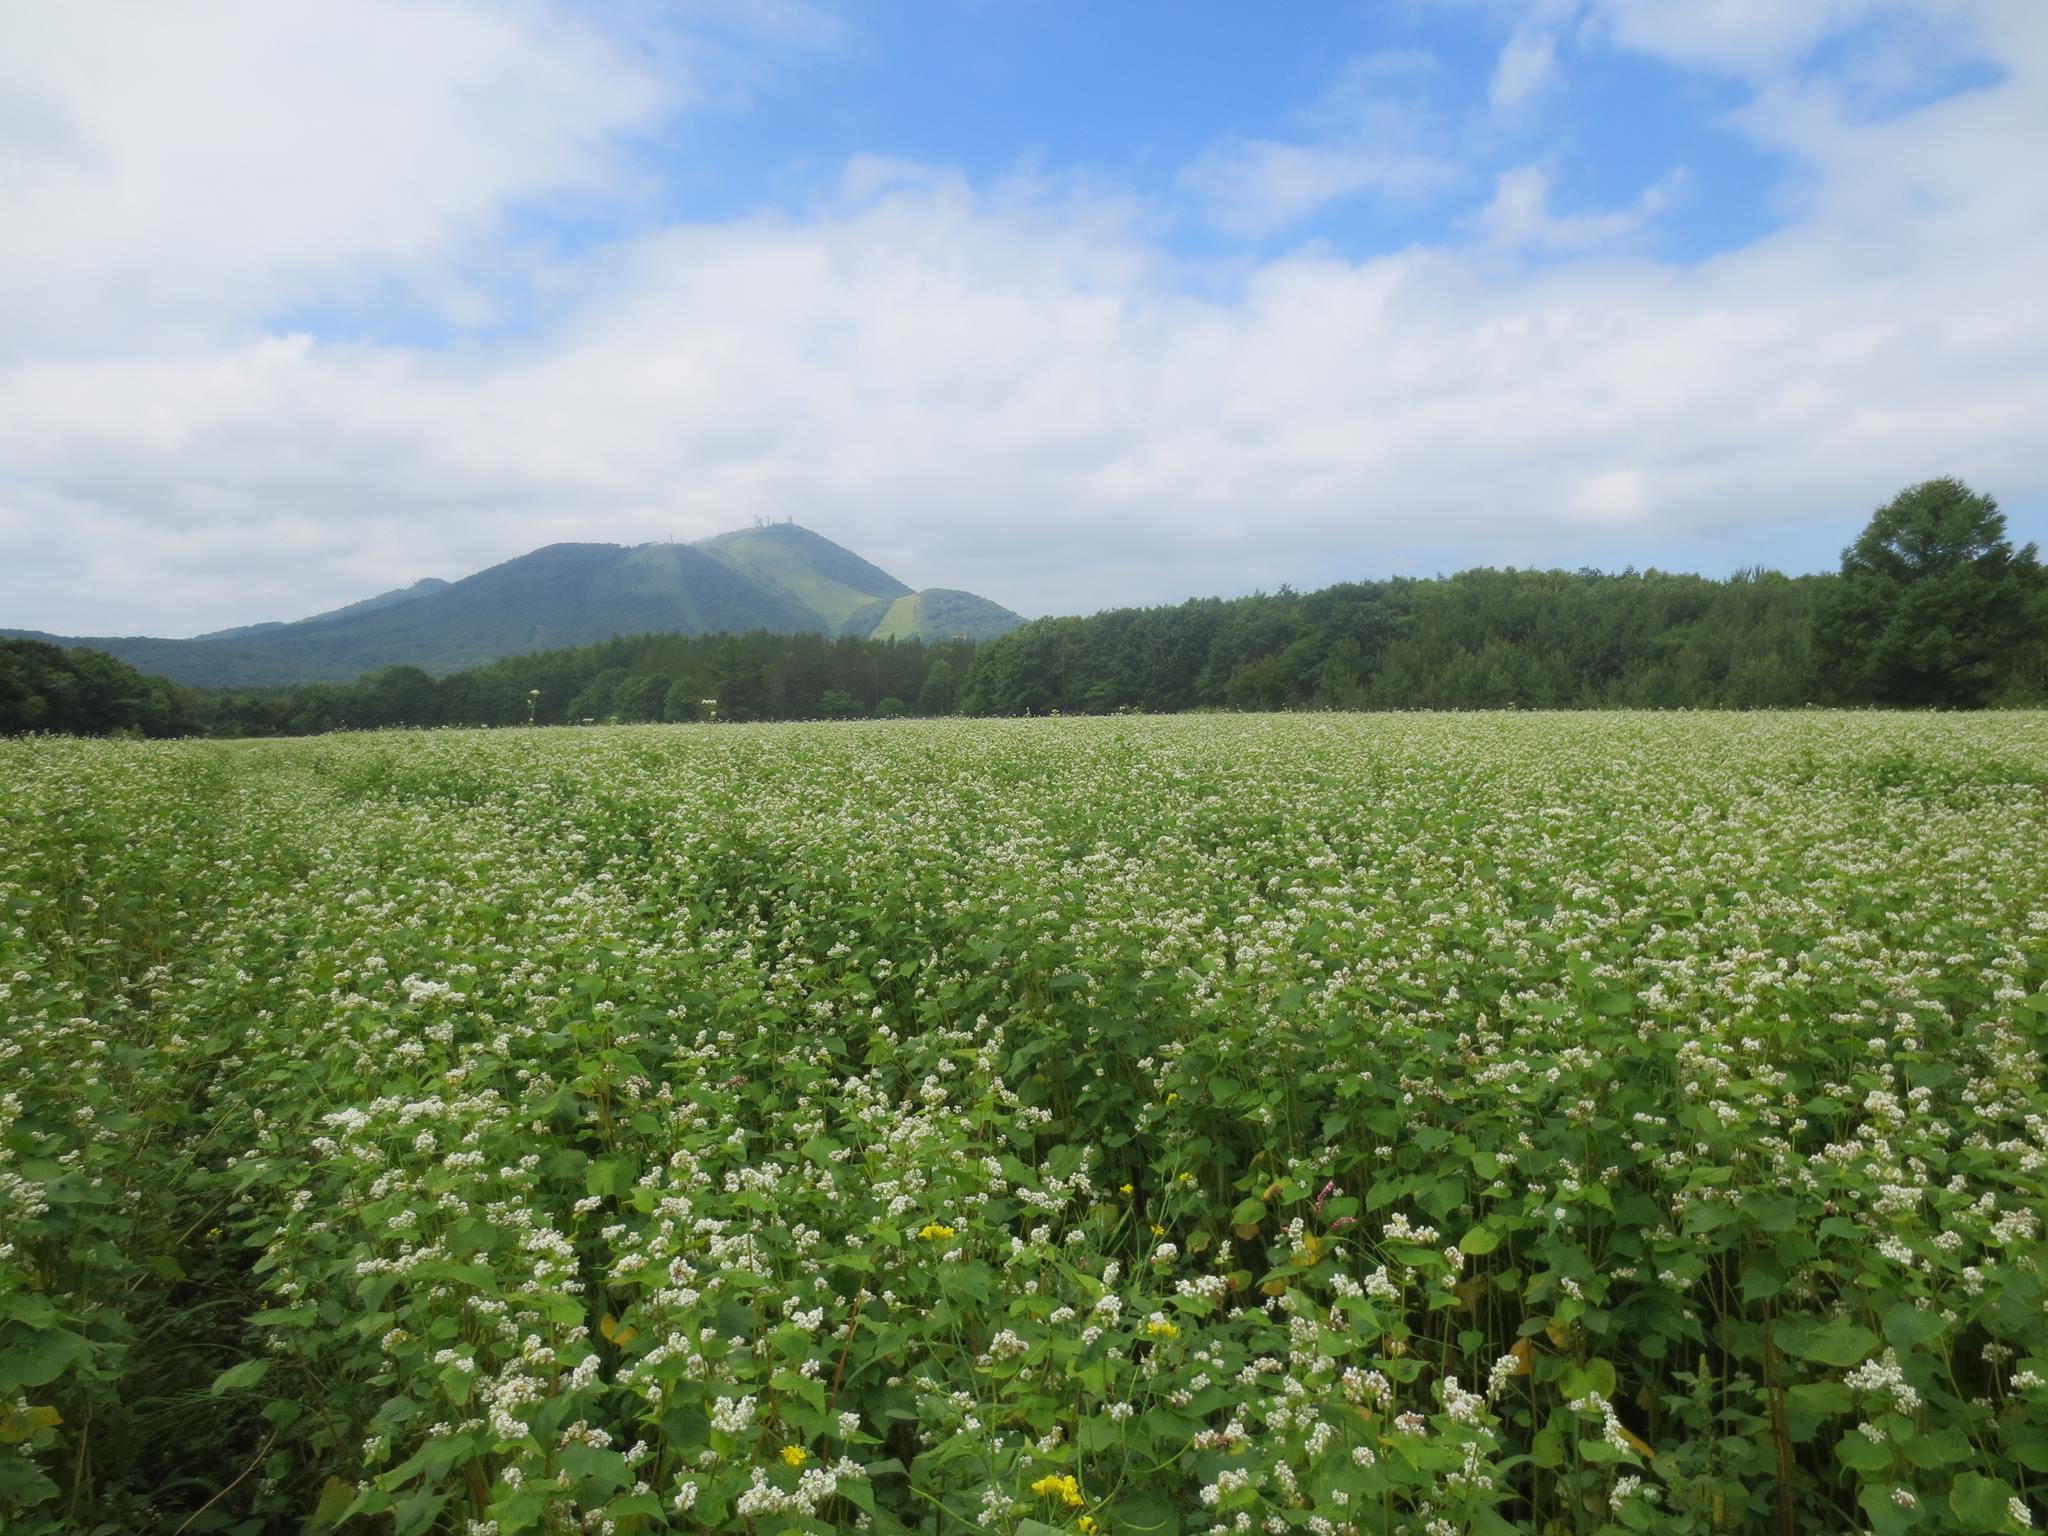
[917,1222,956,1242]
[1146,1318,1180,1340]
[780,1444,808,1467]
[1165,1092,1178,1103]
[1176,1171,1195,1184]
[1079,1517,1099,1534]
[1031,1473,1085,1508]
[1149,1223,1164,1238]
[1119,1183,1134,1195]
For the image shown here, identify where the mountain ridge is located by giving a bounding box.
[195,576,453,640]
[5,524,1022,687]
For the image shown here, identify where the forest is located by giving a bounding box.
[0,638,192,737]
[180,628,982,737]
[7,481,2043,735]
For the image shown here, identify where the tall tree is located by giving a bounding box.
[917,658,957,715]
[1816,478,2043,706]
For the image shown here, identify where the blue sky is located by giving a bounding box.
[290,4,1798,343]
[662,4,1776,260]
[1,0,2043,633]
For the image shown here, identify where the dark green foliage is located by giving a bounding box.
[0,638,194,736]
[958,566,1841,714]
[912,588,1023,639]
[662,678,709,723]
[917,657,959,715]
[1814,478,2046,707]
[185,628,983,735]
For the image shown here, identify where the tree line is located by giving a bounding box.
[6,479,2042,736]
[957,478,2044,714]
[0,638,192,737]
[177,628,980,736]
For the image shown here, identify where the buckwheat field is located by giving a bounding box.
[6,713,2048,1536]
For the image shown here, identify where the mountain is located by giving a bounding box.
[696,524,911,632]
[195,577,452,640]
[4,524,1023,688]
[851,588,1027,643]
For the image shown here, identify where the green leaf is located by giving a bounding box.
[557,1445,629,1496]
[1901,1429,1971,1469]
[1858,1484,1917,1536]
[1739,1258,1783,1304]
[837,1478,876,1514]
[210,1358,271,1396]
[489,1491,546,1536]
[0,1455,62,1508]
[0,1328,93,1392]
[2015,1440,2048,1474]
[1114,1490,1182,1535]
[1882,1303,1944,1351]
[305,1475,356,1533]
[1949,1472,2016,1532]
[1783,1380,1851,1441]
[1779,1318,1880,1368]
[585,1159,635,1198]
[390,1487,446,1536]
[1458,1224,1500,1256]
[1560,1359,1617,1400]
[1746,1194,1801,1233]
[1834,1431,1890,1473]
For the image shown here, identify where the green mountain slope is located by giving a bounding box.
[850,588,1025,643]
[196,577,451,640]
[4,525,1019,688]
[696,523,912,631]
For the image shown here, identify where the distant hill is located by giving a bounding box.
[854,588,1027,643]
[195,577,451,640]
[696,524,912,632]
[5,524,1023,687]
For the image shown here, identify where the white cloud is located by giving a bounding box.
[1491,23,1562,110]
[1476,164,1682,250]
[1488,0,1586,112]
[1579,0,1892,78]
[1,2,2045,637]
[1176,140,1452,241]
[0,0,841,355]
[1177,51,1453,238]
